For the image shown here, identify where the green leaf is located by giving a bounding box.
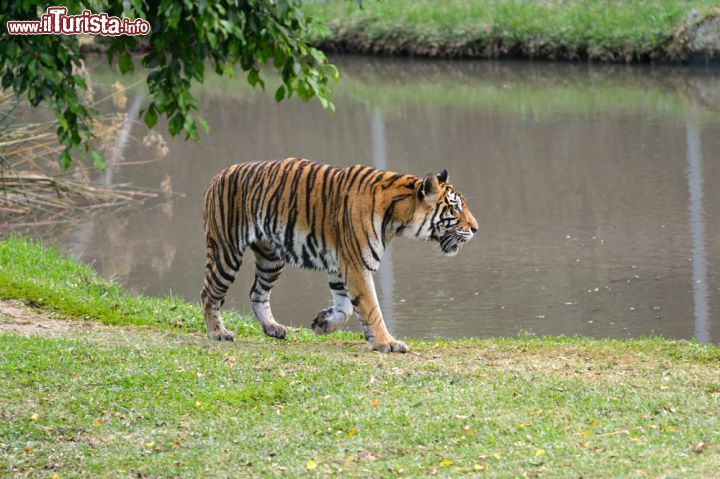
[57,114,69,132]
[247,69,260,87]
[275,85,285,102]
[59,150,72,171]
[197,116,209,134]
[144,106,158,129]
[39,53,54,66]
[206,32,217,48]
[118,51,133,74]
[91,151,106,171]
[168,113,184,136]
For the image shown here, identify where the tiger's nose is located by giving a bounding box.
[470,227,477,234]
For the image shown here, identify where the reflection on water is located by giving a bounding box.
[66,94,142,264]
[371,108,396,330]
[686,107,710,343]
[12,57,720,342]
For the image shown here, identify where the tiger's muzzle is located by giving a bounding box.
[439,228,475,257]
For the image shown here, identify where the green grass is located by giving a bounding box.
[305,0,719,61]
[0,237,356,343]
[1,237,720,477]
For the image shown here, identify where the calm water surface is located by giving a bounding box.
[20,57,720,341]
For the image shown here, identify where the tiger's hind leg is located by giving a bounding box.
[311,273,353,335]
[250,243,287,339]
[201,239,243,341]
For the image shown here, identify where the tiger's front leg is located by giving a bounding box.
[311,273,353,335]
[344,269,408,353]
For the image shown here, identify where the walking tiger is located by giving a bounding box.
[201,158,477,353]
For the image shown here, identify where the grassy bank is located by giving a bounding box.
[1,238,720,477]
[306,0,720,62]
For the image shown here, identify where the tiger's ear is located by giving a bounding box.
[437,169,448,183]
[418,173,440,203]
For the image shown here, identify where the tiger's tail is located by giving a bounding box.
[200,167,245,318]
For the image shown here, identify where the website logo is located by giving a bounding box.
[7,6,151,36]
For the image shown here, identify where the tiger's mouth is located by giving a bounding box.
[439,233,466,257]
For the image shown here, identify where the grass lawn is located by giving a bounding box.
[1,237,719,477]
[305,0,720,61]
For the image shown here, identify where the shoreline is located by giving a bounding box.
[306,2,720,65]
[0,237,717,349]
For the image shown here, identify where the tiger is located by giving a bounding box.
[201,157,477,353]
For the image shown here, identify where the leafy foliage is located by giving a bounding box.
[0,1,337,170]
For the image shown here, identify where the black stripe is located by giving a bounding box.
[357,167,376,191]
[256,263,283,274]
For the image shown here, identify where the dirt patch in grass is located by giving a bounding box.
[0,299,98,335]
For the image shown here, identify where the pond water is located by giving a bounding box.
[18,56,720,342]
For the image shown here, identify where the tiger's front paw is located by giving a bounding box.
[372,339,409,354]
[311,308,343,335]
[207,328,235,342]
[262,323,287,340]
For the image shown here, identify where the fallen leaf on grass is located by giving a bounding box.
[92,419,102,426]
[370,399,381,408]
[693,442,706,454]
[515,422,530,430]
[440,460,454,466]
[144,441,155,449]
[535,449,546,457]
[306,460,318,470]
[30,413,39,421]
[347,428,357,437]
[358,450,377,462]
[473,464,487,471]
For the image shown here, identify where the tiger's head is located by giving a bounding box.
[411,170,478,257]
